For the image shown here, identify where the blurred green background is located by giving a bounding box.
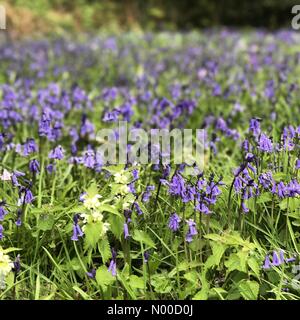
[2,0,299,37]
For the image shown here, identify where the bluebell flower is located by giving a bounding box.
[185,219,197,243]
[0,202,8,221]
[168,213,181,232]
[46,164,55,174]
[142,185,155,202]
[86,268,96,279]
[108,249,117,276]
[29,159,40,173]
[262,255,271,270]
[249,118,261,137]
[144,251,150,263]
[71,214,84,241]
[133,202,143,215]
[48,145,64,160]
[15,209,22,226]
[258,134,273,153]
[23,138,38,156]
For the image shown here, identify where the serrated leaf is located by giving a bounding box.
[225,253,247,274]
[98,239,111,263]
[96,266,115,290]
[129,275,144,289]
[86,182,99,198]
[238,280,259,300]
[37,214,55,231]
[84,222,102,249]
[205,241,226,269]
[133,230,156,248]
[248,257,260,278]
[108,214,124,240]
[256,192,273,204]
[101,204,121,217]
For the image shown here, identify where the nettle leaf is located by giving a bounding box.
[37,214,55,231]
[184,271,199,284]
[205,241,226,269]
[84,222,103,249]
[151,274,172,294]
[133,230,156,248]
[101,204,121,217]
[96,266,115,290]
[238,280,259,300]
[247,256,260,278]
[108,214,124,240]
[129,275,144,289]
[193,273,209,300]
[98,239,111,263]
[273,172,288,183]
[256,192,273,204]
[86,182,99,198]
[204,233,223,242]
[225,252,247,274]
[103,165,125,174]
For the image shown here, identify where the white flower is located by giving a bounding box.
[114,170,129,184]
[119,184,129,195]
[0,169,12,181]
[83,194,102,210]
[0,247,13,289]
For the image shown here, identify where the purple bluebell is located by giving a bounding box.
[23,138,38,156]
[262,255,271,270]
[168,213,181,232]
[86,268,96,279]
[259,134,273,153]
[185,219,197,243]
[133,202,143,215]
[48,145,64,160]
[46,164,55,173]
[142,185,155,202]
[16,208,22,226]
[29,159,40,173]
[0,202,7,221]
[249,118,261,137]
[108,248,117,276]
[13,255,21,274]
[71,214,84,241]
[144,251,150,263]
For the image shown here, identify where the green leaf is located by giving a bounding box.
[84,222,102,249]
[184,271,199,283]
[193,273,209,300]
[98,239,111,264]
[205,241,226,269]
[37,214,55,231]
[133,230,156,248]
[96,266,115,290]
[256,192,273,204]
[86,182,99,198]
[273,172,288,183]
[129,275,144,289]
[108,214,124,240]
[225,253,247,274]
[238,280,259,300]
[247,257,260,278]
[204,233,223,242]
[101,204,121,217]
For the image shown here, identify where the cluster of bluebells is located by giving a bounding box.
[162,171,223,215]
[263,250,296,270]
[1,31,300,294]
